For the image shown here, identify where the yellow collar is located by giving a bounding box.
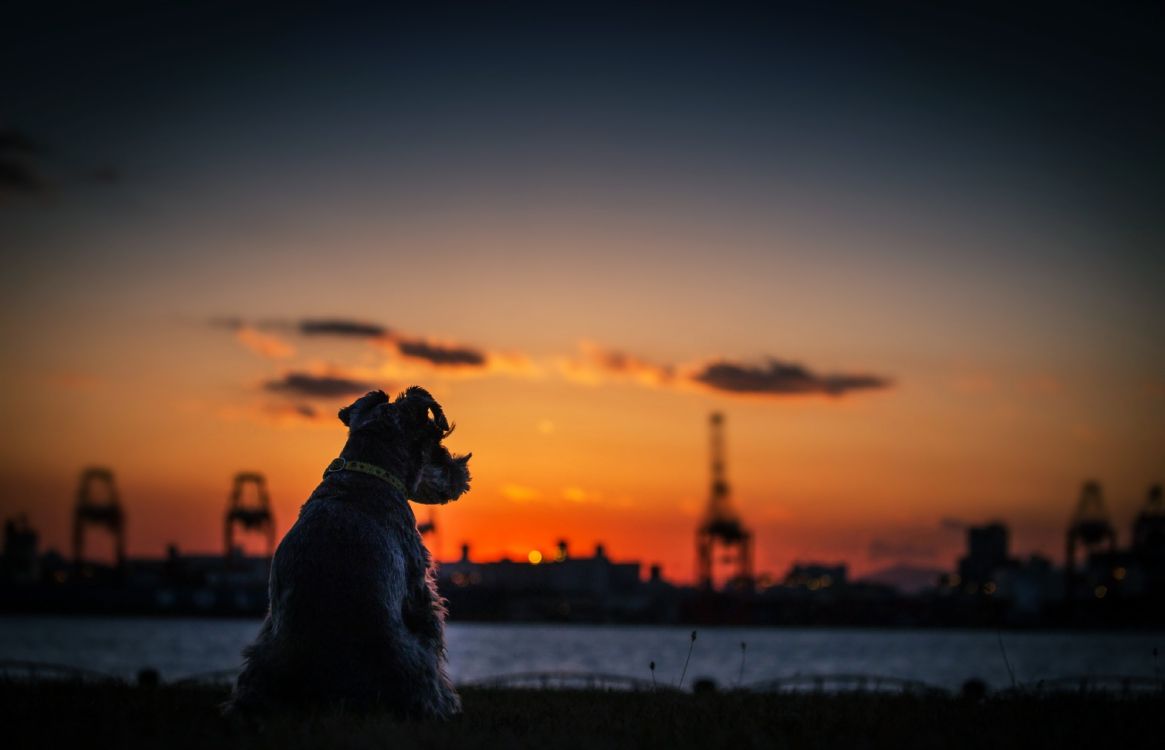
[323,457,408,496]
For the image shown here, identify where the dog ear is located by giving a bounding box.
[395,386,450,433]
[412,452,472,504]
[338,390,388,429]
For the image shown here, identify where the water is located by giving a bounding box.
[0,616,1160,690]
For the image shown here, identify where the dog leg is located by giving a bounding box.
[224,615,277,716]
[399,556,461,717]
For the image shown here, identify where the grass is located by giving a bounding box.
[1,682,1163,750]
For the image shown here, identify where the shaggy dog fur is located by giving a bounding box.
[226,387,471,719]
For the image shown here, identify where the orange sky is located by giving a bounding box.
[1,275,1161,582]
[3,5,1164,583]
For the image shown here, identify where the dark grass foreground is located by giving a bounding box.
[2,682,1163,750]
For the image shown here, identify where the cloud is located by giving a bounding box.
[215,401,334,428]
[211,316,888,401]
[560,342,888,399]
[393,337,487,367]
[299,318,388,338]
[263,371,374,398]
[375,333,535,374]
[236,327,295,359]
[287,403,318,419]
[692,359,890,397]
[218,316,498,370]
[0,128,44,194]
[482,351,542,377]
[558,341,675,387]
[0,128,120,196]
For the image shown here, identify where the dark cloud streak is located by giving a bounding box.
[395,337,486,367]
[263,372,373,398]
[693,359,891,397]
[0,128,44,194]
[299,319,389,338]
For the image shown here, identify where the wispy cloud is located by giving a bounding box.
[211,316,889,403]
[0,128,122,198]
[373,333,490,368]
[692,359,890,397]
[215,401,335,429]
[0,128,44,194]
[394,337,487,367]
[299,318,388,338]
[236,327,295,359]
[263,371,374,398]
[562,342,890,399]
[558,341,675,387]
[218,316,497,370]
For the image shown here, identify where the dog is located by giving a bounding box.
[226,387,471,718]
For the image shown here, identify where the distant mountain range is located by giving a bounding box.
[858,564,945,595]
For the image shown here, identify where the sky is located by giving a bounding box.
[2,2,1163,583]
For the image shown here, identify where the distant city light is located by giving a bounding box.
[1113,567,1127,581]
[982,582,997,595]
[528,550,543,565]
[1094,585,1108,599]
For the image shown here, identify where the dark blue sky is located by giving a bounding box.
[4,2,1162,230]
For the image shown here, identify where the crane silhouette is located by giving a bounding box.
[224,472,275,564]
[695,413,754,590]
[73,467,126,572]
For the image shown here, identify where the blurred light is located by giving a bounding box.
[528,549,543,565]
[1094,585,1108,599]
[820,575,832,588]
[983,582,997,595]
[1113,567,1127,581]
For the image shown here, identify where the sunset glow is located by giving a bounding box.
[2,4,1162,586]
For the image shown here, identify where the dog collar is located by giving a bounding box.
[323,457,409,496]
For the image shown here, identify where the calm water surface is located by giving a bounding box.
[0,616,1160,690]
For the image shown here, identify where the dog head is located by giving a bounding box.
[338,387,471,504]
